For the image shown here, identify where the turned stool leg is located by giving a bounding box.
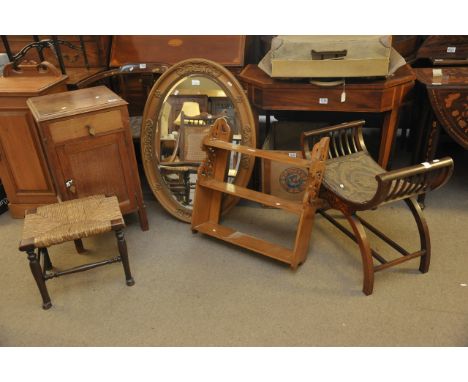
[27,249,52,310]
[74,239,86,254]
[115,229,135,286]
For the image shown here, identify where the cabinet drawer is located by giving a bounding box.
[48,109,124,143]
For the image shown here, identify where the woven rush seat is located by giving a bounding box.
[22,195,123,248]
[19,195,135,310]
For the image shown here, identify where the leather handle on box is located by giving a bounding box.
[3,61,62,77]
[311,49,348,60]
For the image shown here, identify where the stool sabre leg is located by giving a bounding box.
[115,229,135,286]
[74,239,86,254]
[40,248,53,271]
[27,249,52,310]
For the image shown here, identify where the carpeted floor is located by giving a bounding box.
[0,141,467,346]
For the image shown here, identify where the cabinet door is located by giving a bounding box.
[54,132,137,214]
[0,111,56,204]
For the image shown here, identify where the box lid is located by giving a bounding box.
[27,86,127,122]
[0,61,68,96]
[109,36,246,67]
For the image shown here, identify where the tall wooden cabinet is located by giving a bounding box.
[27,86,149,231]
[0,62,68,218]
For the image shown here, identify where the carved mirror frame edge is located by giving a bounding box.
[140,58,257,223]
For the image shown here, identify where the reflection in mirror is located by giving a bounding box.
[156,75,242,208]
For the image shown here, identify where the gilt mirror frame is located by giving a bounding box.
[141,58,257,222]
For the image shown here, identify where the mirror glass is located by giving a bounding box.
[155,75,242,208]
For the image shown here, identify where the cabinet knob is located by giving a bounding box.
[65,179,76,194]
[86,125,96,136]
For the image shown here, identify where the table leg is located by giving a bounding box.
[378,108,399,170]
[412,96,432,164]
[417,117,441,207]
[423,118,441,163]
[251,107,261,191]
[265,110,271,145]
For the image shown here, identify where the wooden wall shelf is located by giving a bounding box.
[191,118,329,269]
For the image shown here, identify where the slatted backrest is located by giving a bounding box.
[302,120,367,160]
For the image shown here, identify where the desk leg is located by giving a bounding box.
[252,107,261,190]
[423,117,441,163]
[378,108,399,169]
[265,110,271,145]
[412,95,432,164]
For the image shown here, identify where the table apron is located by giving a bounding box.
[251,87,403,113]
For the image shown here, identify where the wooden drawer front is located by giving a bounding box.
[48,109,124,143]
[259,88,385,112]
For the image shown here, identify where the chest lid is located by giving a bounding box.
[27,86,127,122]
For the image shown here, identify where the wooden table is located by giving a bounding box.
[239,64,416,169]
[412,67,468,166]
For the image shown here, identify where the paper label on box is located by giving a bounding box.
[447,47,456,53]
[288,152,297,158]
[139,63,147,69]
[319,98,328,104]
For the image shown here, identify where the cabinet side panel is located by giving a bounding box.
[0,112,51,193]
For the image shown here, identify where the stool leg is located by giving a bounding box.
[27,249,52,310]
[74,239,86,254]
[41,248,53,271]
[346,214,375,296]
[405,198,431,273]
[115,229,135,286]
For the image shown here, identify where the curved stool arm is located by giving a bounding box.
[370,157,454,208]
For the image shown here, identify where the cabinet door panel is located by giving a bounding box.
[55,133,137,212]
[0,111,55,202]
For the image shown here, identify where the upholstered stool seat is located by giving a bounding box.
[19,195,135,310]
[322,151,383,206]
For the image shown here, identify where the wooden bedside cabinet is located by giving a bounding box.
[27,86,149,231]
[0,62,67,218]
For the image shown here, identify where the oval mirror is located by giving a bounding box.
[141,58,257,222]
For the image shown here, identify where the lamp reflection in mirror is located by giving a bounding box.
[173,101,205,126]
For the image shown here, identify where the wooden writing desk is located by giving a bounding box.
[239,64,416,169]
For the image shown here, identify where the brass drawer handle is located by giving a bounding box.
[86,124,96,136]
